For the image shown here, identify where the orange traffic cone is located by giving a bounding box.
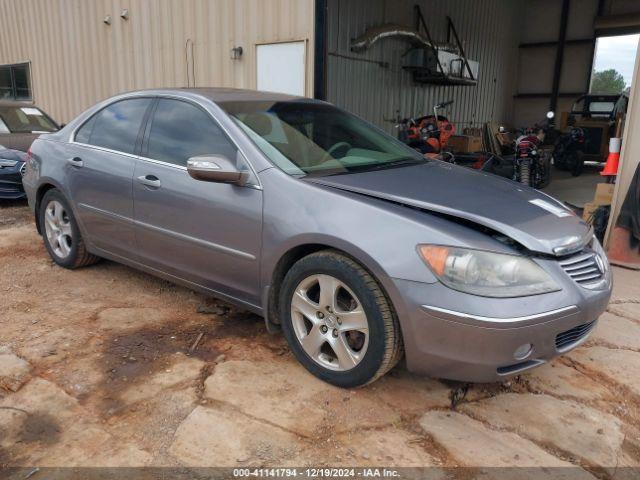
[601,137,621,177]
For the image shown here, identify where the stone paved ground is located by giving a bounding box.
[1,201,640,477]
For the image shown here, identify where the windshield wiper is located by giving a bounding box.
[304,156,428,178]
[351,157,427,173]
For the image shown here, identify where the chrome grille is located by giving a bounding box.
[559,251,603,285]
[555,320,596,351]
[20,162,26,176]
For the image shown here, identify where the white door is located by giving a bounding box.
[257,41,306,96]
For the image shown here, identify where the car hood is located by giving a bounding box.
[305,161,592,256]
[0,147,27,162]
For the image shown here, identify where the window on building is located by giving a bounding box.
[0,63,32,101]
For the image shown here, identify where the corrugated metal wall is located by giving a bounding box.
[326,0,524,133]
[0,0,314,123]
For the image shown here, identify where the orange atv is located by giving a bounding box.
[397,100,455,158]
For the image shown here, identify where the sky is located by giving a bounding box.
[593,33,640,87]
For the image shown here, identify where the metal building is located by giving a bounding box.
[0,0,315,123]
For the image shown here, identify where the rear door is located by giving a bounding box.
[133,97,263,306]
[67,97,152,258]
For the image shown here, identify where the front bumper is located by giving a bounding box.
[0,162,26,199]
[391,273,611,383]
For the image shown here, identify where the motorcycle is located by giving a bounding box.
[553,126,586,177]
[396,104,551,189]
[478,118,552,190]
[396,100,456,158]
[513,132,551,189]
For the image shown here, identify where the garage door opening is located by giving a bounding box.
[317,0,640,247]
[541,33,638,226]
[590,33,639,95]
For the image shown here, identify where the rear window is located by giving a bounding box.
[588,101,615,114]
[0,106,58,133]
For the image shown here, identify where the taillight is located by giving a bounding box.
[26,147,33,160]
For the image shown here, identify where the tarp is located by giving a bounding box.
[617,163,640,246]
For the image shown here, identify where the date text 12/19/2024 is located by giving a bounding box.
[233,469,401,478]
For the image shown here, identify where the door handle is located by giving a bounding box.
[67,157,84,168]
[137,175,161,189]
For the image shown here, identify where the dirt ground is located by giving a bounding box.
[1,199,640,477]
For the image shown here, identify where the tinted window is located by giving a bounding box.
[75,114,97,144]
[147,99,236,166]
[85,99,151,154]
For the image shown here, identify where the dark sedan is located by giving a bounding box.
[0,145,27,199]
[0,101,59,199]
[0,101,59,152]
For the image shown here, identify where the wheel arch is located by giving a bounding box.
[34,181,62,234]
[263,239,404,340]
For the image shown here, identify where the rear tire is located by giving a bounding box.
[39,189,100,269]
[519,161,531,186]
[279,250,403,388]
[570,151,584,177]
[536,157,552,189]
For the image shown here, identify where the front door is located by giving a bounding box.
[133,98,263,306]
[66,98,153,258]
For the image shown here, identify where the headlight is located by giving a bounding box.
[418,245,560,298]
[0,159,18,168]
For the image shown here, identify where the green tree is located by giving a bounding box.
[590,69,626,94]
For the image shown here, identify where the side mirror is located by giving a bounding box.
[187,155,249,186]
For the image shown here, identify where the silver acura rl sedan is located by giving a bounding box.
[23,88,612,387]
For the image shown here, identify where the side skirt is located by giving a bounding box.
[88,245,265,317]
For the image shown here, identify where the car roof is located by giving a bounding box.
[122,87,310,104]
[0,100,42,108]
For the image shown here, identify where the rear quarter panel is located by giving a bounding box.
[23,137,85,232]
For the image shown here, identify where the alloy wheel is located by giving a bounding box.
[44,200,73,259]
[290,274,369,371]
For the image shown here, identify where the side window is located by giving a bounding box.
[146,99,237,166]
[74,114,97,144]
[79,98,151,154]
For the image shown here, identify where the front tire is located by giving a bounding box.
[279,250,403,388]
[570,150,584,177]
[39,189,100,269]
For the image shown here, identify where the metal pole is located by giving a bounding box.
[549,0,571,119]
[314,0,328,100]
